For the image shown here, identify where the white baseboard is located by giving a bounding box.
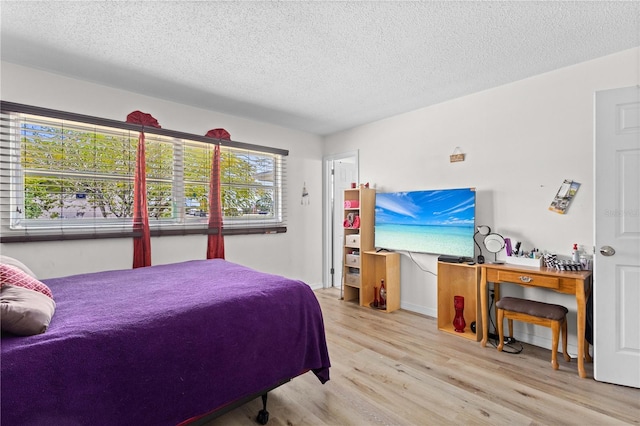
[309,282,325,291]
[401,301,437,318]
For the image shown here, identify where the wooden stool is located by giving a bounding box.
[496,297,571,370]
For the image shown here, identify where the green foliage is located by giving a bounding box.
[25,177,63,219]
[20,124,276,222]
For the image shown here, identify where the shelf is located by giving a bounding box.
[361,251,400,313]
[340,187,400,313]
[438,323,479,341]
[341,187,375,305]
[437,262,482,341]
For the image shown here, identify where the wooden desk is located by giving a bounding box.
[480,263,592,378]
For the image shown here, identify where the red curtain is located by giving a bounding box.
[126,111,161,268]
[205,128,230,259]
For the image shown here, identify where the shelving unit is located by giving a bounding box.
[437,262,482,341]
[341,187,375,304]
[362,251,400,312]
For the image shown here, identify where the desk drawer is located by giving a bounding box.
[497,270,559,289]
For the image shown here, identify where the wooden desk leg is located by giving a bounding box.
[576,281,587,378]
[481,267,488,347]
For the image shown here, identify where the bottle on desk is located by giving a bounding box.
[572,244,581,263]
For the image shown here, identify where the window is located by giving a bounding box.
[0,102,287,242]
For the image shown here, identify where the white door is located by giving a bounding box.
[322,152,358,291]
[333,159,358,291]
[594,86,640,388]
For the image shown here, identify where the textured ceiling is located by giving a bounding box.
[1,1,639,135]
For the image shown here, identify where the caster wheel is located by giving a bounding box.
[257,409,269,425]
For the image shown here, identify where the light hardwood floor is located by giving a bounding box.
[208,288,639,425]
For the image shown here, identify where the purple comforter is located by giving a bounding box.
[1,259,330,425]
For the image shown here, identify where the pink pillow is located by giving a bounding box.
[0,264,53,299]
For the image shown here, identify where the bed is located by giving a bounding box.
[0,259,331,425]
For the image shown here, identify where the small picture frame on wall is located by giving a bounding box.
[449,146,465,162]
[549,179,581,214]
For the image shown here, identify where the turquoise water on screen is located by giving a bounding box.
[375,223,474,257]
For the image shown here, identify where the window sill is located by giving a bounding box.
[0,226,287,243]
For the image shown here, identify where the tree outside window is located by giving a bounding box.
[15,119,281,229]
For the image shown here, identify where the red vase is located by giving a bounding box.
[453,295,466,332]
[379,280,387,309]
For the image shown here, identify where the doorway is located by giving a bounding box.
[322,151,358,291]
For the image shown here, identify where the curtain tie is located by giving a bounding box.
[205,128,230,140]
[126,111,161,128]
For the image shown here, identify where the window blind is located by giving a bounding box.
[0,102,287,242]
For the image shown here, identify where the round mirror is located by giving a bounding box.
[484,233,505,253]
[476,225,491,236]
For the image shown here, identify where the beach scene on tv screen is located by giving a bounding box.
[375,188,475,257]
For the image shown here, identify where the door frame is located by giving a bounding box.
[322,150,359,289]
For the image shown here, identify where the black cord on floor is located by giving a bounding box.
[488,291,523,354]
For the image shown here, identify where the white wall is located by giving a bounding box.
[324,47,640,352]
[0,62,325,288]
[3,47,639,351]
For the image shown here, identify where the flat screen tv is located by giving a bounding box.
[374,187,476,257]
